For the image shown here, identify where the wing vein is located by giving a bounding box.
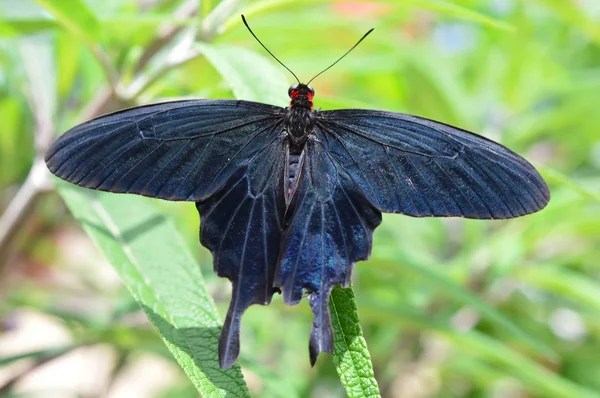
[139,140,193,195]
[383,146,419,215]
[100,142,165,191]
[215,190,249,266]
[199,174,246,221]
[318,123,378,202]
[143,115,278,142]
[331,196,351,275]
[454,161,494,218]
[262,197,271,302]
[284,200,315,301]
[321,118,461,159]
[205,120,281,194]
[410,157,451,216]
[431,158,475,216]
[232,200,256,304]
[318,205,326,293]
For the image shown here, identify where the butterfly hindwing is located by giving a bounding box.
[196,135,287,368]
[45,100,284,201]
[316,109,550,219]
[275,139,382,365]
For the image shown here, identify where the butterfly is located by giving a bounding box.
[44,16,550,369]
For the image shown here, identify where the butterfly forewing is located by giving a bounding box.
[316,109,549,219]
[45,100,284,201]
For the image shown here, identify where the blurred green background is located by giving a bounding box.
[1,0,600,397]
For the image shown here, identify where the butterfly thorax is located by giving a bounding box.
[285,83,316,148]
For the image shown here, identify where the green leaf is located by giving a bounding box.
[0,98,28,184]
[196,42,289,106]
[0,16,194,38]
[34,0,102,44]
[33,0,117,86]
[57,183,250,398]
[356,301,600,398]
[330,286,381,398]
[56,31,82,100]
[0,19,57,36]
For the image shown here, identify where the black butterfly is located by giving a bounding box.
[45,16,550,369]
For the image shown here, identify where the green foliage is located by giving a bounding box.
[196,42,289,105]
[331,286,380,398]
[1,0,599,397]
[34,0,103,45]
[58,184,249,397]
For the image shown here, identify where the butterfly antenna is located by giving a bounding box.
[307,28,374,85]
[241,15,301,84]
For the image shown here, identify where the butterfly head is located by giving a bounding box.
[288,83,314,109]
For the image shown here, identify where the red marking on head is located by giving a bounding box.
[307,92,314,101]
[290,90,300,99]
[287,188,292,195]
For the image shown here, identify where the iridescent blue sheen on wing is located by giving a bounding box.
[196,135,287,368]
[316,109,550,218]
[45,100,284,201]
[275,139,381,365]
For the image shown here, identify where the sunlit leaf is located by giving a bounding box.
[57,184,250,398]
[34,0,102,44]
[330,286,381,398]
[196,42,289,106]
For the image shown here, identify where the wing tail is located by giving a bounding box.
[308,289,334,366]
[218,287,245,369]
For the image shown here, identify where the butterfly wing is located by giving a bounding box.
[45,100,284,201]
[196,134,287,368]
[316,109,550,219]
[275,139,382,365]
[46,99,289,369]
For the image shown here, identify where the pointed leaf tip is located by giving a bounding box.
[330,286,381,397]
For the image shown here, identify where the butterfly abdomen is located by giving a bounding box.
[284,146,305,205]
